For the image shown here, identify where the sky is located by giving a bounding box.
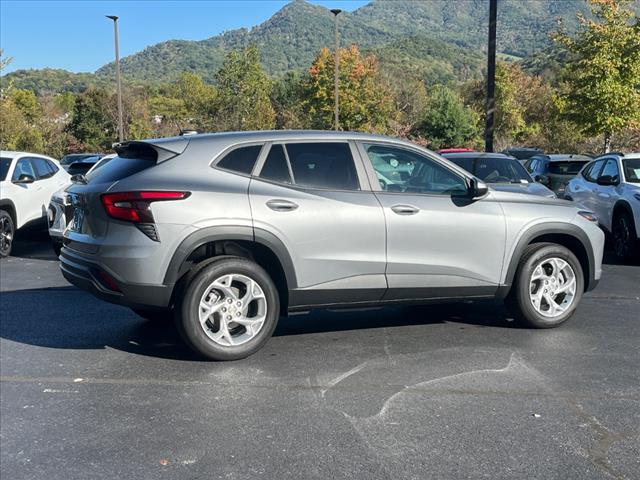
[0,0,369,74]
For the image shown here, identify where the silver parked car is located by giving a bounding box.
[441,152,556,198]
[60,131,604,360]
[565,152,640,259]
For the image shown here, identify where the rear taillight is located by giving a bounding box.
[101,191,190,241]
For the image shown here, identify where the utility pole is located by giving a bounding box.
[484,0,497,152]
[106,15,124,142]
[330,9,342,131]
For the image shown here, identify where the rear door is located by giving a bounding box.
[249,141,386,307]
[358,142,505,300]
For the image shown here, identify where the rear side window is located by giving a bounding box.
[286,143,359,190]
[583,160,604,182]
[46,160,59,175]
[0,157,12,181]
[217,145,262,175]
[32,158,55,179]
[260,145,292,184]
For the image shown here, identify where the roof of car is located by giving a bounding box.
[532,154,592,162]
[0,151,57,160]
[441,152,515,160]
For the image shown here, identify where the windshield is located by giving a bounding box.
[61,154,98,165]
[448,156,532,183]
[0,157,12,181]
[623,158,640,183]
[547,161,588,175]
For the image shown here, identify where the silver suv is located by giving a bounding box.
[60,131,604,360]
[565,152,640,260]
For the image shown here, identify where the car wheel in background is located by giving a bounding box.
[0,210,14,258]
[613,210,638,261]
[506,243,583,328]
[176,256,280,361]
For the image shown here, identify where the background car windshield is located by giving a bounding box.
[0,157,12,181]
[623,159,640,183]
[548,161,588,174]
[449,156,532,183]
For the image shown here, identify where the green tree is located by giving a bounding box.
[301,45,396,133]
[553,0,640,153]
[214,45,275,131]
[9,88,42,122]
[414,86,479,149]
[67,88,115,151]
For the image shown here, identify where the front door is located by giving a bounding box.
[358,142,506,301]
[249,141,387,308]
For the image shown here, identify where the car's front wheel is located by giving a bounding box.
[0,210,14,258]
[506,243,583,328]
[612,210,638,261]
[176,257,280,361]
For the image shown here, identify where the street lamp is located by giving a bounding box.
[330,9,341,131]
[106,15,124,142]
[484,0,497,152]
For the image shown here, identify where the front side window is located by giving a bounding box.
[216,145,262,175]
[365,144,467,195]
[622,158,640,183]
[11,158,36,182]
[598,159,620,182]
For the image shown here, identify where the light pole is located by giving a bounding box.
[330,9,341,131]
[106,15,124,142]
[484,0,497,152]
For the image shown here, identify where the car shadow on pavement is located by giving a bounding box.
[0,286,517,361]
[9,225,58,261]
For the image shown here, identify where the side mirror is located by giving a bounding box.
[596,175,618,186]
[14,174,35,184]
[468,178,489,199]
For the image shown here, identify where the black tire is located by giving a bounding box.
[131,307,175,323]
[52,242,62,257]
[506,243,584,328]
[0,210,14,258]
[612,210,638,261]
[176,256,280,361]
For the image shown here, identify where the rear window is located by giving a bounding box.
[547,161,588,175]
[85,156,155,183]
[0,157,12,181]
[216,145,262,175]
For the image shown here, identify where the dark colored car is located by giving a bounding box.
[66,155,103,176]
[524,154,592,196]
[502,147,544,162]
[60,153,103,170]
[441,152,556,198]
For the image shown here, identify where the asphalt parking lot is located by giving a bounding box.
[1,229,639,480]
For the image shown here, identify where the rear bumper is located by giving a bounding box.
[60,246,173,308]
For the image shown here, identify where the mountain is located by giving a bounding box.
[4,0,624,93]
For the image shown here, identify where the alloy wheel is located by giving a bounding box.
[198,273,267,347]
[528,257,577,318]
[613,215,632,258]
[0,216,12,256]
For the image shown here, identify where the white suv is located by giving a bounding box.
[566,153,640,259]
[0,151,70,257]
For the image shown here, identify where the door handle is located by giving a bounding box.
[391,204,420,215]
[266,199,299,212]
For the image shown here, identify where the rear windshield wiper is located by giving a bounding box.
[71,174,87,184]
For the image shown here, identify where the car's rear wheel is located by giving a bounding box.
[0,210,14,258]
[613,210,637,261]
[506,243,583,328]
[176,257,279,361]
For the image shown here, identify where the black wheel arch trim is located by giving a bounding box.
[163,225,297,290]
[500,222,597,296]
[0,199,17,225]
